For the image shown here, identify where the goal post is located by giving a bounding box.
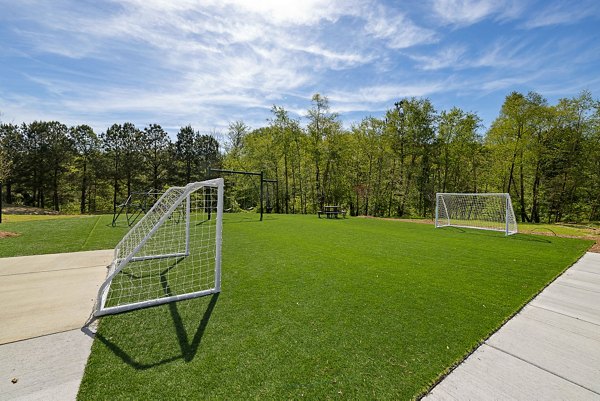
[94,178,224,316]
[435,193,517,236]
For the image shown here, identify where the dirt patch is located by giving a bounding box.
[2,205,60,215]
[358,215,600,253]
[358,216,434,225]
[588,239,600,253]
[517,230,600,253]
[0,231,20,239]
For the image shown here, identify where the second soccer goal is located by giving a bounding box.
[435,193,518,235]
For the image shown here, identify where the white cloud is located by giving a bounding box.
[523,1,599,28]
[408,45,467,70]
[329,82,447,106]
[286,44,375,70]
[216,0,352,25]
[364,5,438,48]
[430,0,524,26]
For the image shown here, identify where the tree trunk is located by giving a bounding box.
[290,155,296,214]
[443,145,449,192]
[80,160,87,214]
[387,159,396,217]
[531,160,541,223]
[365,156,372,215]
[127,172,132,198]
[153,164,159,193]
[399,154,417,217]
[323,156,332,206]
[6,181,12,204]
[519,154,529,222]
[374,156,383,216]
[355,168,360,216]
[284,152,289,214]
[113,155,119,213]
[556,171,569,222]
[53,166,59,212]
[32,167,38,207]
[274,164,280,213]
[315,160,321,211]
[506,125,522,195]
[472,150,478,193]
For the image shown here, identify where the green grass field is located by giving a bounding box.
[0,215,129,257]
[0,214,593,399]
[81,215,591,400]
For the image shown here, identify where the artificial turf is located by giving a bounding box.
[72,214,592,400]
[0,215,129,257]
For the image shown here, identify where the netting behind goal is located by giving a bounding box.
[95,178,224,316]
[435,193,517,235]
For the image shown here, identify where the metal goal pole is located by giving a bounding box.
[505,196,509,236]
[435,193,439,228]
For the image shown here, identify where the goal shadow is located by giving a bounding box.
[224,214,280,224]
[442,226,551,243]
[93,291,219,370]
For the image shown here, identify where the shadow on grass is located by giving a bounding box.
[223,214,279,224]
[442,226,551,243]
[508,234,552,243]
[119,256,185,280]
[94,262,219,370]
[160,271,219,363]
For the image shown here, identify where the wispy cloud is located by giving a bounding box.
[430,0,524,26]
[408,45,467,70]
[364,5,438,48]
[329,81,448,107]
[523,1,599,28]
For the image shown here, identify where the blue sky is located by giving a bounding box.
[1,0,599,140]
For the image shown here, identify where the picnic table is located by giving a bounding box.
[318,205,346,219]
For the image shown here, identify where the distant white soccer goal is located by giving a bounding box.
[95,178,224,316]
[435,193,517,236]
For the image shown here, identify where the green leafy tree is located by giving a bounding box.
[196,133,220,179]
[70,125,99,213]
[45,121,73,211]
[141,124,171,191]
[102,124,126,212]
[0,123,23,204]
[306,94,341,211]
[175,125,196,184]
[121,123,143,197]
[436,107,483,193]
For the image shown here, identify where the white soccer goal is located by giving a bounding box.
[94,178,224,316]
[435,193,517,235]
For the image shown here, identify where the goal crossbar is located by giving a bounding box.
[95,178,224,316]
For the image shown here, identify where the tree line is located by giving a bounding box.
[225,91,599,223]
[0,122,220,213]
[1,90,598,222]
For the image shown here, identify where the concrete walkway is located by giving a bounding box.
[0,250,111,400]
[0,329,96,401]
[425,252,600,401]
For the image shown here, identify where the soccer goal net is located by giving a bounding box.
[95,178,224,316]
[435,193,517,235]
